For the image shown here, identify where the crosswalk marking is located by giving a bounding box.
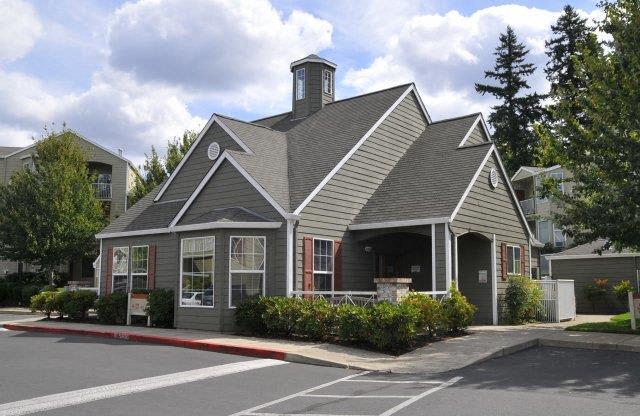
[0,359,286,416]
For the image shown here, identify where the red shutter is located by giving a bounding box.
[500,242,507,281]
[520,244,527,277]
[148,244,156,290]
[303,236,313,292]
[105,247,113,295]
[333,240,342,291]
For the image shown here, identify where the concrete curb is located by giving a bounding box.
[0,309,38,316]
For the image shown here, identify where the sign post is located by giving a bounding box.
[629,291,640,331]
[127,292,151,327]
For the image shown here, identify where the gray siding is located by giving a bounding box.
[551,256,640,314]
[159,123,244,202]
[462,123,488,146]
[451,153,532,322]
[295,92,428,290]
[291,62,334,119]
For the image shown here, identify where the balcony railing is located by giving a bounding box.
[92,183,112,199]
[520,197,535,215]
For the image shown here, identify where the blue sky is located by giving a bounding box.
[0,0,600,166]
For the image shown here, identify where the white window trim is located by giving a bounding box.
[130,245,149,291]
[312,237,334,292]
[322,69,332,94]
[228,235,266,309]
[296,68,305,100]
[179,236,215,309]
[553,224,565,247]
[506,245,522,275]
[112,246,129,293]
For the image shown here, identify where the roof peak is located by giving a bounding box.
[290,54,337,70]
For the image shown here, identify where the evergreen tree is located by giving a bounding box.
[475,26,544,174]
[165,130,197,175]
[0,131,105,280]
[537,0,640,251]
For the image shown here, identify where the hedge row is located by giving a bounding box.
[30,290,97,320]
[0,272,52,307]
[235,287,476,353]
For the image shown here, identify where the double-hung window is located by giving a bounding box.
[313,238,333,291]
[229,236,265,308]
[131,245,149,290]
[537,220,550,244]
[296,68,305,100]
[180,237,214,307]
[322,70,332,94]
[506,245,521,275]
[112,246,129,293]
[553,224,565,248]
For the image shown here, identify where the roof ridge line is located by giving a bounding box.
[326,83,413,106]
[214,113,280,132]
[251,111,291,123]
[430,112,482,125]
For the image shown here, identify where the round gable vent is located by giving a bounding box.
[207,142,221,161]
[490,168,499,188]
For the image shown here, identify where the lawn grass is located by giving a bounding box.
[566,313,640,335]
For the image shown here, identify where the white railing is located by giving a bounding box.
[291,290,378,306]
[92,183,112,199]
[416,291,449,298]
[533,279,575,322]
[520,197,535,215]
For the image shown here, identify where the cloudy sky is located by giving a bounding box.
[0,0,601,167]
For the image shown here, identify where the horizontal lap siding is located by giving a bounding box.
[551,257,639,314]
[159,124,244,202]
[462,122,488,146]
[295,92,428,291]
[451,152,531,322]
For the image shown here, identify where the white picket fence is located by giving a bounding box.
[533,279,576,322]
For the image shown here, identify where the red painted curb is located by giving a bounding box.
[2,323,287,361]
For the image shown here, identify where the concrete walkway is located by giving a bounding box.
[2,316,637,374]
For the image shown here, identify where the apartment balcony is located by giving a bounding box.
[92,182,112,200]
[519,197,535,215]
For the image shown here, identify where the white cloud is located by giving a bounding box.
[107,0,333,111]
[0,0,42,62]
[343,5,601,120]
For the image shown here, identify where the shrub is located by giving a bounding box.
[613,280,634,304]
[584,278,609,312]
[236,297,271,335]
[21,285,42,306]
[333,304,370,343]
[96,292,128,325]
[401,292,444,337]
[146,289,174,328]
[504,276,544,324]
[61,290,97,320]
[0,281,8,304]
[368,302,421,353]
[30,291,61,319]
[442,286,476,334]
[262,297,303,337]
[295,297,335,341]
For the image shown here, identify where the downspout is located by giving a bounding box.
[528,243,532,278]
[98,238,102,296]
[285,215,298,297]
[431,224,436,292]
[491,233,498,325]
[445,224,452,293]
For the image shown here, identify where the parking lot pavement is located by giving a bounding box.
[1,329,639,416]
[0,315,39,324]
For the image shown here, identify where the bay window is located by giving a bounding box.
[180,237,214,307]
[229,236,265,308]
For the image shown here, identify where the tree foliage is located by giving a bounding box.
[0,131,106,275]
[536,0,640,251]
[475,26,544,174]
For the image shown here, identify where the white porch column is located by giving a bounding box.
[528,243,532,278]
[431,223,436,292]
[453,234,459,289]
[286,219,295,296]
[491,233,498,325]
[445,225,452,292]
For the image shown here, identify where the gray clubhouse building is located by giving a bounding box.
[96,54,540,330]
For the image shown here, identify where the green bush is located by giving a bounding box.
[146,289,175,328]
[401,292,444,337]
[368,302,421,353]
[0,281,8,304]
[504,276,544,324]
[262,297,303,337]
[21,285,42,306]
[584,278,609,312]
[30,291,61,319]
[613,280,634,304]
[235,296,272,335]
[333,304,370,343]
[295,297,335,341]
[96,292,128,325]
[442,286,476,333]
[61,290,97,320]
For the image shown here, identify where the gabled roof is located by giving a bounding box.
[511,164,562,182]
[548,239,639,259]
[352,114,488,225]
[0,146,21,157]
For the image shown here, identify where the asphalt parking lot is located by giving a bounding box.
[0,329,638,416]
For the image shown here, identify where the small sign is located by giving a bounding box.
[629,292,640,331]
[127,292,151,326]
[478,270,488,284]
[411,265,421,273]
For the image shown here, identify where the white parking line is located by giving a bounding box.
[378,376,463,416]
[303,394,414,399]
[344,379,444,385]
[0,359,286,416]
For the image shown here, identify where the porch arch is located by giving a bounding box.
[456,232,494,324]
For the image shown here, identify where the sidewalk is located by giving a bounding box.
[0,307,39,315]
[2,317,638,374]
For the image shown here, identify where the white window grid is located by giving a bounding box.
[296,68,305,100]
[112,246,129,293]
[313,238,334,291]
[323,69,332,94]
[179,236,215,308]
[506,245,521,275]
[229,236,266,309]
[130,245,149,290]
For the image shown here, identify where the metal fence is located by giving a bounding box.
[533,279,576,323]
[290,291,378,306]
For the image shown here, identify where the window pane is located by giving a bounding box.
[296,69,305,100]
[180,237,214,307]
[231,272,263,307]
[507,246,514,274]
[131,246,148,274]
[131,275,148,290]
[113,275,127,293]
[314,273,332,291]
[113,247,128,275]
[230,237,265,271]
[537,221,550,244]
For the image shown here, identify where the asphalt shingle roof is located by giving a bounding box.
[180,207,275,225]
[549,239,638,256]
[0,146,22,157]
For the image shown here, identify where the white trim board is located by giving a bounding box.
[293,84,415,216]
[96,221,282,239]
[449,145,494,221]
[349,217,450,231]
[154,115,254,202]
[457,114,484,147]
[549,253,640,261]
